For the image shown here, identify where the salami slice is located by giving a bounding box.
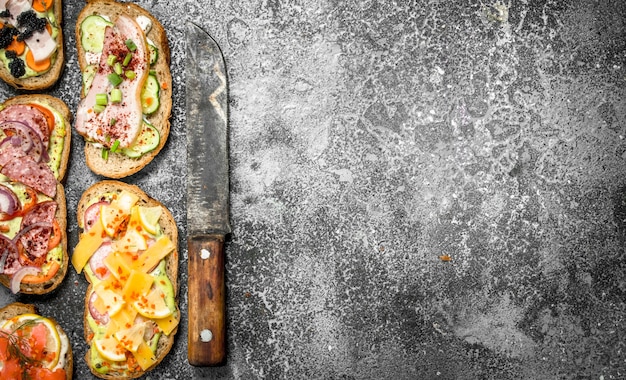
[0,104,50,149]
[0,234,20,275]
[18,201,57,261]
[0,156,56,198]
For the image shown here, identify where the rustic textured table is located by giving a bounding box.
[1,1,625,379]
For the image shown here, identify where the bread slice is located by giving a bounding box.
[75,0,172,178]
[0,302,73,379]
[0,95,71,295]
[1,94,73,182]
[75,180,179,379]
[0,0,65,90]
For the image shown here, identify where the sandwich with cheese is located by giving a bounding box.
[0,94,71,295]
[74,0,172,178]
[71,180,179,378]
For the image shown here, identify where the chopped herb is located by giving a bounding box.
[123,52,132,66]
[95,93,108,106]
[111,139,120,152]
[110,88,122,103]
[125,39,137,51]
[107,54,117,66]
[107,72,122,86]
[125,70,135,80]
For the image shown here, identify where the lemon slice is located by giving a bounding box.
[114,322,146,352]
[137,206,162,235]
[132,286,172,319]
[114,228,148,253]
[2,314,61,369]
[94,335,126,362]
[112,190,139,214]
[100,204,126,237]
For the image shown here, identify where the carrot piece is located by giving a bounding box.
[21,261,60,283]
[30,102,56,134]
[26,49,51,72]
[7,36,25,55]
[32,0,53,12]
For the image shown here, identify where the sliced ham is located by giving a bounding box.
[0,155,56,197]
[75,15,149,149]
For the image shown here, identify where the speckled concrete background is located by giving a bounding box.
[0,0,625,379]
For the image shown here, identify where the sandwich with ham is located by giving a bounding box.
[74,0,172,178]
[0,0,64,90]
[0,94,71,295]
[0,302,73,379]
[71,180,179,378]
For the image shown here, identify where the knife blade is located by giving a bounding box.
[185,22,231,367]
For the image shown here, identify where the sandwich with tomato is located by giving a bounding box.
[71,180,179,378]
[0,94,71,295]
[0,302,73,379]
[74,0,172,178]
[0,0,64,90]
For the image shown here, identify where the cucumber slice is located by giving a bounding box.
[141,74,160,115]
[148,42,158,65]
[120,121,160,158]
[82,64,97,95]
[81,15,113,53]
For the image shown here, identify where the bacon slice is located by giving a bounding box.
[75,15,149,149]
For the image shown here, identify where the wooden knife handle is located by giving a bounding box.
[187,234,226,366]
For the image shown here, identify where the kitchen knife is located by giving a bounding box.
[185,22,231,366]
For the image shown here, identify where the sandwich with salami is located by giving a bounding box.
[0,302,73,379]
[0,94,71,295]
[0,0,65,90]
[71,180,179,378]
[74,0,172,178]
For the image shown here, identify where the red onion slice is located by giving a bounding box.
[10,266,39,293]
[0,120,45,162]
[0,184,19,216]
[88,291,110,325]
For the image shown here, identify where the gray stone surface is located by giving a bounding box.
[0,0,625,378]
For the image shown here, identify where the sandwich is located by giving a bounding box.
[71,180,179,378]
[74,0,172,178]
[0,94,71,294]
[0,0,64,90]
[0,302,73,379]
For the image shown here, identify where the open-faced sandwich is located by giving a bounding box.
[74,0,172,178]
[0,302,73,379]
[0,0,64,90]
[0,94,71,295]
[71,180,179,378]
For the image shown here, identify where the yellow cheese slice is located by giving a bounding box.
[155,311,180,336]
[133,340,157,371]
[71,221,105,273]
[123,270,154,302]
[132,236,175,273]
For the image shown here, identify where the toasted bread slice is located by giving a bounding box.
[0,302,73,379]
[74,180,179,379]
[0,0,65,90]
[0,95,71,295]
[75,0,172,178]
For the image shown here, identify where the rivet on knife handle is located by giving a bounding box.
[187,235,226,366]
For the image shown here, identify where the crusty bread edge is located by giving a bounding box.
[0,0,64,90]
[76,0,172,178]
[0,95,71,295]
[0,302,74,380]
[76,180,179,379]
